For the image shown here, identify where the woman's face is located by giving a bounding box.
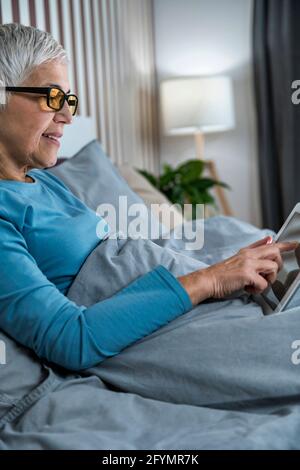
[0,61,72,173]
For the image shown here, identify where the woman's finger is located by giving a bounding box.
[276,241,299,252]
[254,258,279,275]
[245,273,269,295]
[250,241,298,262]
[249,258,278,286]
[246,236,273,249]
[243,259,278,294]
[262,273,274,285]
[258,249,283,272]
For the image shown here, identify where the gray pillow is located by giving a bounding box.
[47,140,165,238]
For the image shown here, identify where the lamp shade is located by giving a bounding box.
[160,76,235,136]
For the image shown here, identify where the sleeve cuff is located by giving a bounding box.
[153,265,193,312]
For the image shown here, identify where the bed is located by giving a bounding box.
[1,126,300,450]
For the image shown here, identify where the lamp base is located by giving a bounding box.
[194,131,233,217]
[194,131,205,159]
[205,160,233,217]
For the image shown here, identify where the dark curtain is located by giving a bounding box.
[253,0,300,231]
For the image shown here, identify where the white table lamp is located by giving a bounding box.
[159,75,235,216]
[160,75,235,157]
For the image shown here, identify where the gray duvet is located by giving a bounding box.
[1,216,300,450]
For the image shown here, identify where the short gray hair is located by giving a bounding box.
[0,23,68,109]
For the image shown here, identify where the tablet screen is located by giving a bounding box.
[261,212,300,310]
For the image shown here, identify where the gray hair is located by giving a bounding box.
[0,23,68,109]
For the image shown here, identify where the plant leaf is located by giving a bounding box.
[189,178,217,191]
[214,181,231,189]
[136,169,159,188]
[162,163,173,174]
[177,159,205,183]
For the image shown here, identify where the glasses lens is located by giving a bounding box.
[67,94,78,116]
[49,88,65,110]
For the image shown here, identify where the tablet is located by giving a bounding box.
[254,203,300,314]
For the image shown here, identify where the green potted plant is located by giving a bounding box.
[137,159,230,219]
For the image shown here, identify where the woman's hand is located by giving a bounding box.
[178,236,299,306]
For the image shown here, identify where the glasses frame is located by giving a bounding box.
[4,86,78,116]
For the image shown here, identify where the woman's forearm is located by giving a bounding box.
[43,265,192,370]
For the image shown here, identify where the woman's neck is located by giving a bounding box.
[0,161,32,182]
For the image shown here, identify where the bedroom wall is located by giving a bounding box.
[0,0,159,173]
[153,0,262,227]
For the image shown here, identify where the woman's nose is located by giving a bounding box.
[54,101,73,124]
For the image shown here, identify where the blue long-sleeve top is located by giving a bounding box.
[0,169,192,370]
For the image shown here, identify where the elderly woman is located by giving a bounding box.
[0,24,297,370]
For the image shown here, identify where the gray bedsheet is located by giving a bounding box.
[1,216,300,450]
